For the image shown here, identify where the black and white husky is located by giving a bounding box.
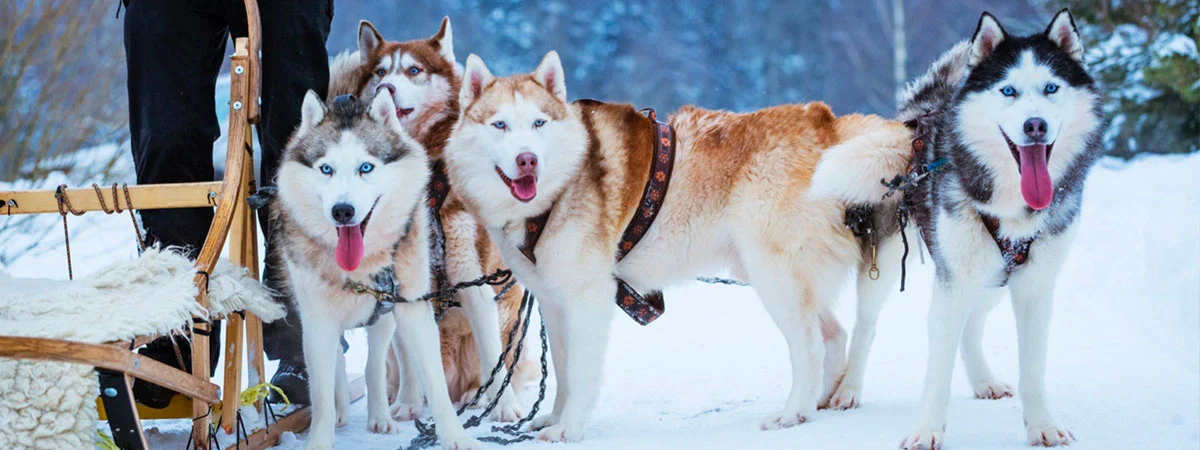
[812,9,1103,448]
[273,91,482,449]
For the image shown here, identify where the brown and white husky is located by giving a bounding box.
[441,51,913,441]
[327,17,533,422]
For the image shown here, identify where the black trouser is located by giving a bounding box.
[124,0,331,370]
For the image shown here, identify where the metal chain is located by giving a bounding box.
[345,268,513,306]
[695,276,749,286]
[404,289,548,449]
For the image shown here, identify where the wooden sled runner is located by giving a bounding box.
[0,1,363,448]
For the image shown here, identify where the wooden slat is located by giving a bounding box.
[225,376,367,450]
[0,336,220,404]
[220,160,256,433]
[243,0,262,123]
[193,36,253,450]
[0,182,222,216]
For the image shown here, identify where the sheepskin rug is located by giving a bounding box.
[0,247,282,449]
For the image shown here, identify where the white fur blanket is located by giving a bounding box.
[0,248,284,449]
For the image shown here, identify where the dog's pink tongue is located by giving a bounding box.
[1018,144,1053,210]
[335,225,364,272]
[513,175,537,202]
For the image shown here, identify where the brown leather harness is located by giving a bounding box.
[518,108,677,325]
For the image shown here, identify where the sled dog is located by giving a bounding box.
[441,50,914,441]
[273,91,482,449]
[328,17,533,421]
[812,9,1102,448]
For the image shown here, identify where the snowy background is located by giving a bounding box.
[1,0,1198,449]
[5,142,1199,450]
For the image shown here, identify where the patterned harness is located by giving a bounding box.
[900,113,1037,287]
[519,108,677,325]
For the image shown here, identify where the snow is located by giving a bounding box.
[4,154,1198,450]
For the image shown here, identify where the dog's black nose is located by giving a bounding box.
[1024,117,1048,141]
[331,203,355,225]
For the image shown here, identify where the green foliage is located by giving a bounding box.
[1058,0,1200,157]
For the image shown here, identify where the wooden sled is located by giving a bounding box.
[0,1,362,448]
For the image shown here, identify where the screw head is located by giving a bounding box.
[233,101,243,110]
[103,387,118,397]
[234,65,244,75]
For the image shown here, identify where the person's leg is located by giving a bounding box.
[227,0,333,403]
[124,0,228,408]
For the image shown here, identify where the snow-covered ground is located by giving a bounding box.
[4,154,1198,449]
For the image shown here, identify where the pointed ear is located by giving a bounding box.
[358,20,384,63]
[432,17,455,65]
[369,90,400,130]
[1045,8,1084,63]
[460,54,494,108]
[533,51,566,102]
[300,90,325,132]
[970,12,1006,66]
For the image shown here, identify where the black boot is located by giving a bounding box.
[132,326,221,409]
[269,360,310,405]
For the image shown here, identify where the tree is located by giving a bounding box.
[0,0,130,266]
[1058,0,1200,157]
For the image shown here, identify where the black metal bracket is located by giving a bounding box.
[97,368,148,450]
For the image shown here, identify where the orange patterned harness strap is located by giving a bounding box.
[519,108,676,326]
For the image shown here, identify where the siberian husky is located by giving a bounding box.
[328,18,533,421]
[811,9,1103,448]
[273,91,482,449]
[441,50,914,441]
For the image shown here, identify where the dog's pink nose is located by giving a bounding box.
[516,152,538,176]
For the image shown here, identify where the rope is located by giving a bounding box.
[54,185,82,280]
[94,430,119,450]
[241,382,290,408]
[122,184,145,251]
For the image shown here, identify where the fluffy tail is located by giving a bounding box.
[327,50,362,98]
[809,116,913,205]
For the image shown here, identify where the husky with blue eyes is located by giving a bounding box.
[811,8,1103,449]
[273,91,483,450]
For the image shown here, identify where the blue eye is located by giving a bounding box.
[492,121,506,130]
[408,66,421,76]
[1000,86,1016,97]
[533,119,546,128]
[1044,83,1059,94]
[319,164,333,175]
[359,162,374,174]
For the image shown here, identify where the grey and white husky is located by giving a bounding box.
[273,91,482,449]
[812,9,1103,448]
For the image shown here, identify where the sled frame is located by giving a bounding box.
[0,2,310,448]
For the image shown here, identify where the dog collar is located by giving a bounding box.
[518,107,676,326]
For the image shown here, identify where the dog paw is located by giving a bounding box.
[900,429,944,450]
[822,384,861,410]
[390,402,422,421]
[537,424,585,443]
[972,381,1014,400]
[529,414,559,431]
[440,433,484,450]
[1027,424,1074,447]
[335,411,349,428]
[456,389,488,409]
[759,409,809,430]
[488,397,526,422]
[368,416,401,434]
